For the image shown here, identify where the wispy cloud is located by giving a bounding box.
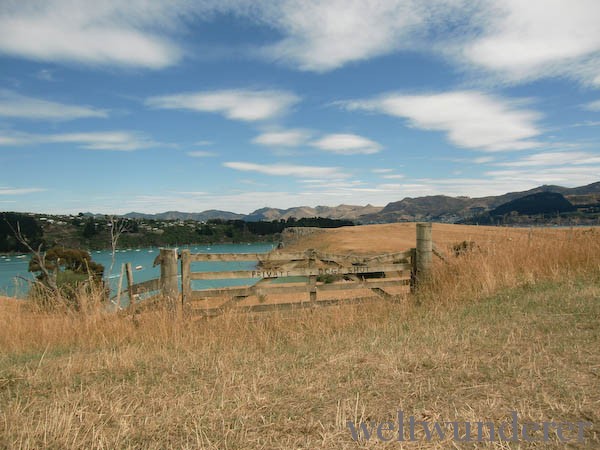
[187,150,217,157]
[223,161,347,178]
[495,151,600,167]
[259,1,600,83]
[584,99,600,111]
[146,89,300,122]
[3,1,599,84]
[0,1,185,69]
[252,129,310,147]
[0,90,107,120]
[310,133,382,154]
[35,69,55,81]
[344,91,543,152]
[461,1,600,86]
[486,165,600,186]
[259,0,425,72]
[473,156,495,164]
[0,130,157,151]
[0,187,46,195]
[299,179,366,189]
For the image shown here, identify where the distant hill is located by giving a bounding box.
[359,181,600,223]
[125,204,383,222]
[123,210,245,221]
[490,192,576,216]
[245,204,382,221]
[119,181,600,224]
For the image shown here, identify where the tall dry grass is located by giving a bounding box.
[422,227,600,305]
[1,226,599,448]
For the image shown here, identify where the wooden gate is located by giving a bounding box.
[116,223,433,316]
[179,248,414,316]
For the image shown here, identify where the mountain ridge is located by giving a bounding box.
[121,181,600,223]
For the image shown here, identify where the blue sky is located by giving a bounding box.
[1,0,600,214]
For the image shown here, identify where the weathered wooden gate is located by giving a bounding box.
[117,223,433,316]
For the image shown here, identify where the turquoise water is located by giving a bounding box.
[0,242,276,298]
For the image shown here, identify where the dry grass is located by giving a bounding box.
[281,222,586,255]
[1,224,599,449]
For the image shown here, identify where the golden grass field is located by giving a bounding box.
[1,223,599,449]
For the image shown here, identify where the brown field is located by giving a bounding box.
[1,223,600,449]
[282,222,576,255]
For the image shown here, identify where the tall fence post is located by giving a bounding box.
[125,262,135,311]
[414,223,433,290]
[308,249,317,302]
[159,248,179,307]
[116,263,124,309]
[181,249,191,305]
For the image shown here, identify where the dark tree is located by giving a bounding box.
[82,218,98,238]
[29,246,104,281]
[0,213,44,252]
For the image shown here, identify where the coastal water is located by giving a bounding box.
[0,242,276,298]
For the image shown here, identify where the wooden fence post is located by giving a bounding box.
[410,247,417,294]
[125,262,134,310]
[414,223,433,288]
[308,249,317,302]
[181,249,191,305]
[116,263,124,309]
[159,248,179,305]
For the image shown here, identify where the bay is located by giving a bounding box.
[0,242,276,298]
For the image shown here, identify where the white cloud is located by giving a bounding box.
[187,150,217,157]
[585,100,600,111]
[45,132,155,151]
[382,174,405,179]
[0,130,156,151]
[372,168,394,173]
[3,1,599,84]
[310,133,382,154]
[0,90,107,120]
[260,1,600,82]
[146,89,300,122]
[495,151,600,167]
[299,179,366,189]
[259,0,425,72]
[171,191,209,196]
[0,0,185,69]
[0,135,24,146]
[486,166,600,186]
[255,0,600,82]
[345,91,542,152]
[35,69,55,81]
[223,161,347,178]
[462,0,600,86]
[0,187,46,195]
[473,156,494,164]
[252,129,310,147]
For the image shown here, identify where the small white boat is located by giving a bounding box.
[135,249,141,252]
[16,255,26,258]
[135,265,143,270]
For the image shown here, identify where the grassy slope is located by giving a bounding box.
[280,222,579,255]
[1,224,599,449]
